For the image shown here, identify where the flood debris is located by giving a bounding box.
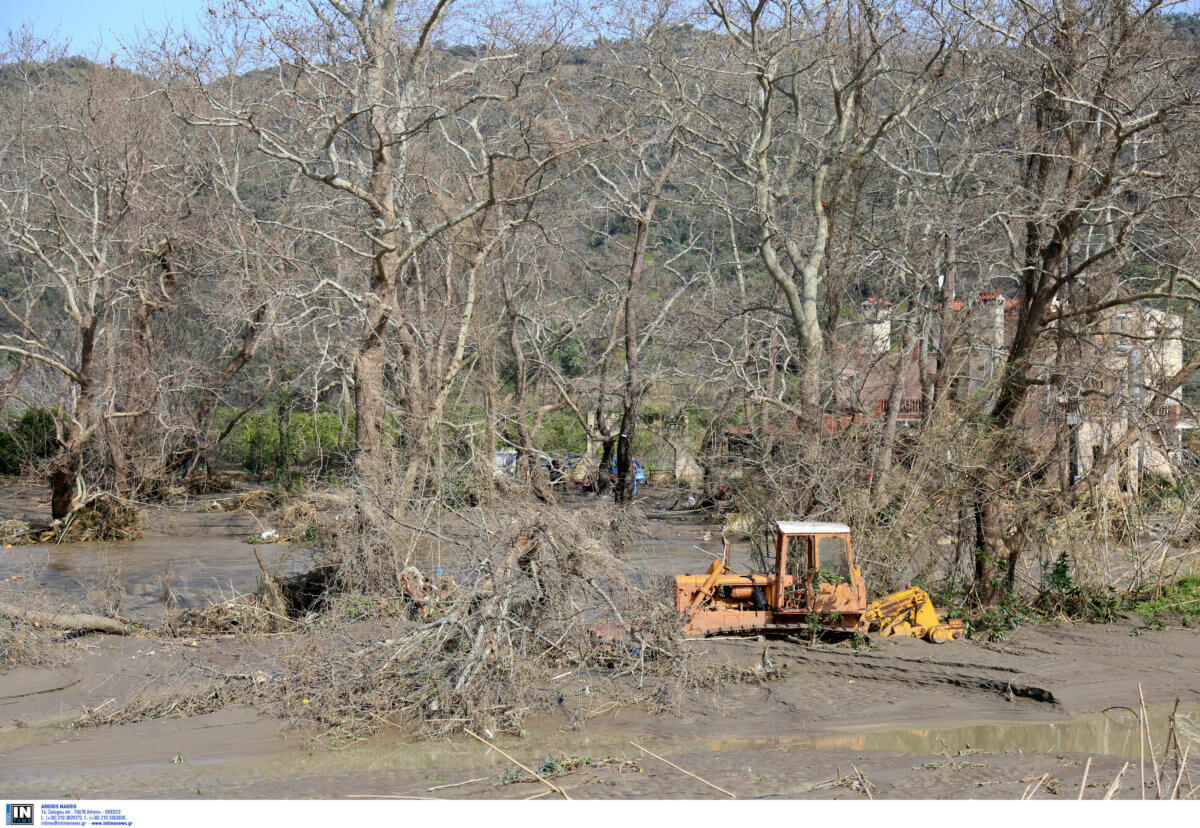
[244,504,689,738]
[1,566,131,667]
[201,489,281,513]
[0,518,29,545]
[0,494,142,545]
[56,495,143,542]
[492,751,640,794]
[88,504,697,739]
[0,600,128,635]
[467,728,572,799]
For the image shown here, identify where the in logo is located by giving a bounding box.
[5,805,33,826]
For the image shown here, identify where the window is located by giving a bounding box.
[818,536,851,578]
[787,536,812,579]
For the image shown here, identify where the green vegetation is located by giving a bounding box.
[963,594,1037,641]
[947,554,1197,640]
[1033,552,1121,624]
[554,337,587,378]
[1139,477,1188,513]
[0,408,57,475]
[220,404,353,479]
[945,552,1123,640]
[1129,575,1200,628]
[813,568,849,586]
[539,408,586,454]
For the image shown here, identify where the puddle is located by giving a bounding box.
[258,732,785,776]
[0,724,66,756]
[808,705,1200,760]
[69,704,1198,784]
[38,709,1196,794]
[0,715,796,796]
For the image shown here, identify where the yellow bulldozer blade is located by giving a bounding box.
[860,587,964,644]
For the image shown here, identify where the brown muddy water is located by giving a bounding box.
[1,498,723,621]
[312,705,1200,770]
[807,705,1200,760]
[0,505,305,619]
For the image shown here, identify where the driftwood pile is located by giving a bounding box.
[253,505,686,737]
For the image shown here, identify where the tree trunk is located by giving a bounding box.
[50,452,81,521]
[870,317,915,503]
[614,224,645,506]
[615,143,678,505]
[353,1,402,482]
[928,234,958,418]
[596,437,615,496]
[50,317,99,521]
[500,264,551,502]
[0,600,127,635]
[483,348,499,502]
[970,497,1008,606]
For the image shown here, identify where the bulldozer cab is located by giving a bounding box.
[773,521,866,615]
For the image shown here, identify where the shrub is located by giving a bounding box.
[1129,575,1200,627]
[0,408,58,475]
[1032,551,1121,623]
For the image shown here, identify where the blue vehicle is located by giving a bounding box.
[609,458,647,494]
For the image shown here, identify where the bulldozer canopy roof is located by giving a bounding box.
[776,520,850,535]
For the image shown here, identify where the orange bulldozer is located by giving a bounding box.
[675,520,964,644]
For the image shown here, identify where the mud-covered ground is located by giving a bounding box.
[2,483,1199,799]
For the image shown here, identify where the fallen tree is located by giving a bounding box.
[0,600,128,635]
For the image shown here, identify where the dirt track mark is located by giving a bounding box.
[779,646,1058,704]
[0,674,81,704]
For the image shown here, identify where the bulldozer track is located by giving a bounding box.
[700,623,858,638]
[775,644,1058,704]
[780,642,1027,675]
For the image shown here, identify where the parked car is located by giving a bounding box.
[492,448,551,478]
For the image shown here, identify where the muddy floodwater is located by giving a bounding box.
[4,699,1196,799]
[808,705,1200,760]
[1,507,304,619]
[4,539,301,615]
[3,496,724,620]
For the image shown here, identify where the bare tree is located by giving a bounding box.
[171,0,559,496]
[694,0,963,436]
[0,49,178,518]
[944,0,1200,601]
